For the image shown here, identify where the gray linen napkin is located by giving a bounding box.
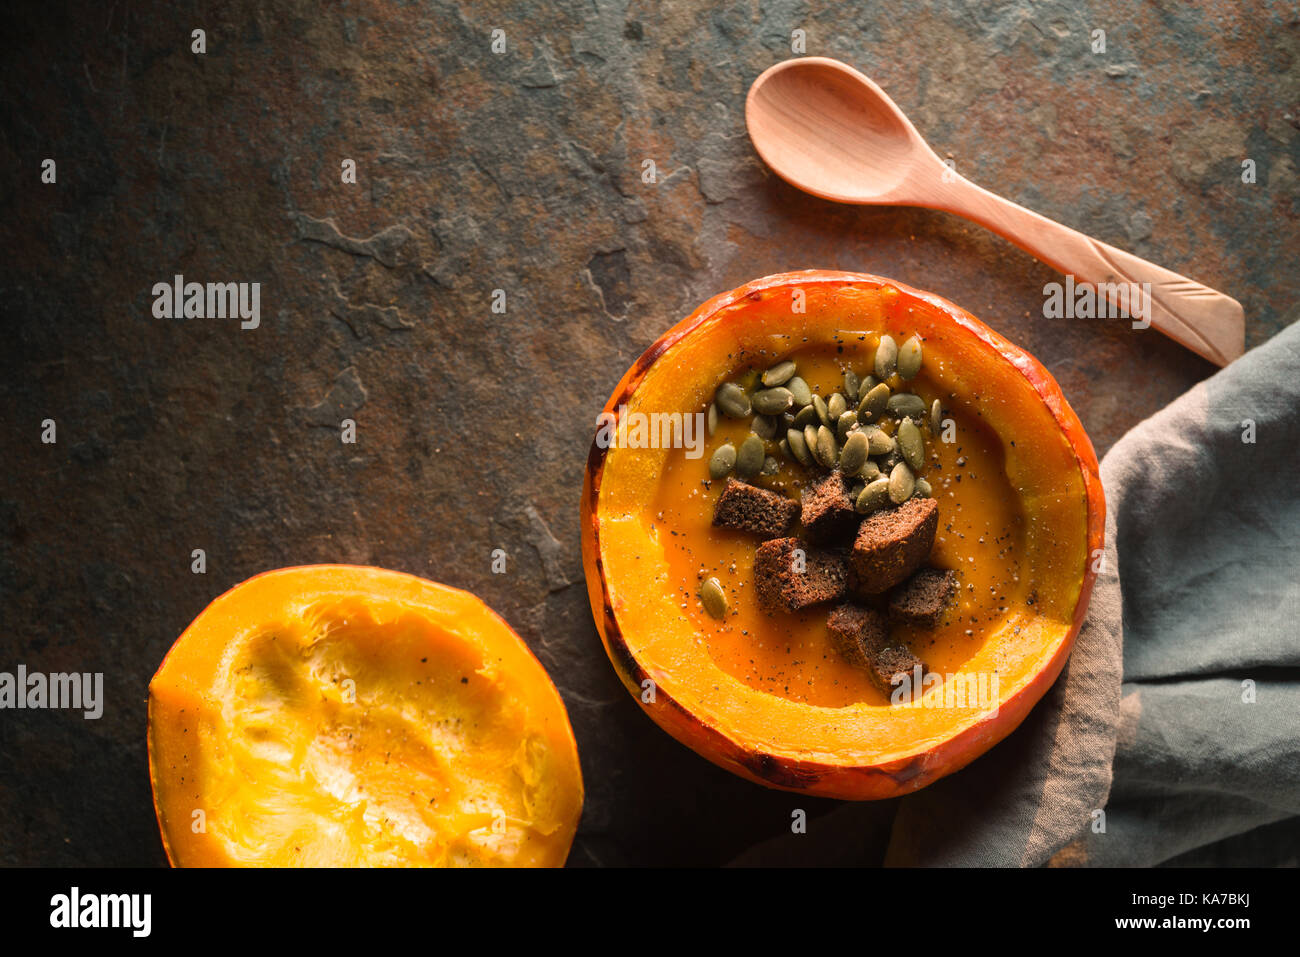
[731,319,1300,867]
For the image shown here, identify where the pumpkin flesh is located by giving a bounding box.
[148,565,584,866]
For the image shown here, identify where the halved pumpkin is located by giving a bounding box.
[581,271,1104,800]
[148,565,583,866]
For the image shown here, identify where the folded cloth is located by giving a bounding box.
[730,320,1300,867]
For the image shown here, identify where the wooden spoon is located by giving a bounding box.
[746,56,1245,366]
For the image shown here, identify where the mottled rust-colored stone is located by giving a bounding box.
[0,0,1293,867]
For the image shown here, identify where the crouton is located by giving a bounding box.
[826,603,886,668]
[800,470,858,544]
[712,477,799,539]
[755,537,847,612]
[889,567,957,627]
[850,497,938,593]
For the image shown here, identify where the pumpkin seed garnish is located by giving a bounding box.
[836,410,858,442]
[914,477,932,498]
[786,428,813,467]
[856,477,892,514]
[813,394,831,428]
[752,414,778,440]
[865,426,895,456]
[761,455,781,476]
[716,382,750,418]
[887,392,927,421]
[803,424,819,459]
[707,402,719,437]
[709,443,736,479]
[897,418,924,470]
[839,430,870,476]
[779,438,791,459]
[814,425,838,468]
[762,360,796,387]
[827,392,847,420]
[861,460,882,482]
[787,376,812,407]
[844,370,861,404]
[752,387,794,416]
[874,334,898,380]
[857,382,890,422]
[898,335,923,380]
[888,462,915,503]
[792,404,819,430]
[700,577,728,619]
[736,435,765,478]
[930,398,943,435]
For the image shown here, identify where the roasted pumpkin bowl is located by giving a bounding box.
[580,271,1104,800]
[148,565,584,866]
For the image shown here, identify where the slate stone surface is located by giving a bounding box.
[0,0,1295,866]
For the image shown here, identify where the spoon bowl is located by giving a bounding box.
[747,57,930,204]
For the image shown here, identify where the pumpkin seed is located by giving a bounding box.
[898,335,923,380]
[786,428,813,466]
[792,404,819,430]
[865,426,895,456]
[861,460,882,482]
[814,425,838,468]
[914,477,932,498]
[761,455,781,476]
[709,443,736,479]
[762,360,796,387]
[752,414,778,440]
[887,392,927,421]
[860,374,879,392]
[897,417,924,470]
[736,435,765,478]
[779,438,791,459]
[876,449,903,473]
[839,431,870,476]
[874,335,898,380]
[787,376,812,407]
[888,462,915,503]
[716,382,750,418]
[930,399,943,435]
[813,394,831,428]
[700,577,728,619]
[856,478,892,514]
[803,424,819,458]
[836,410,858,442]
[844,370,861,404]
[827,392,847,420]
[752,387,794,416]
[857,382,891,422]
[707,402,718,437]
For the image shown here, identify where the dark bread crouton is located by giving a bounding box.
[800,470,858,544]
[755,537,847,613]
[889,567,957,627]
[712,477,799,539]
[850,497,938,594]
[826,603,887,668]
[867,643,926,697]
[826,602,926,697]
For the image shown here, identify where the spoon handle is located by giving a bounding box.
[934,177,1245,366]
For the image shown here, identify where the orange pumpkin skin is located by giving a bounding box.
[148,565,584,866]
[581,271,1105,800]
